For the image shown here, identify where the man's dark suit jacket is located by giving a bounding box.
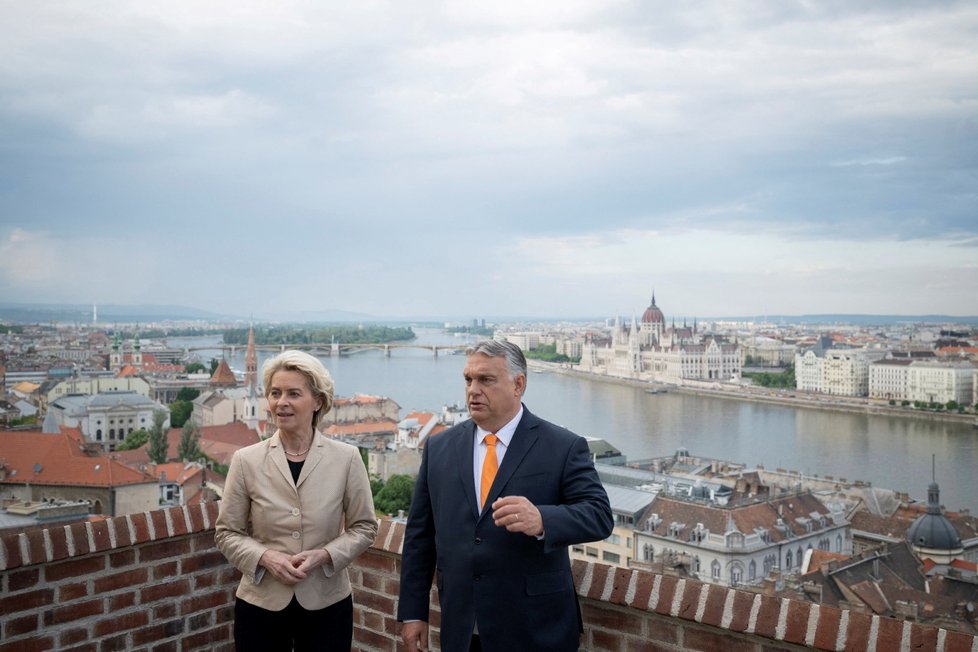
[398,406,613,651]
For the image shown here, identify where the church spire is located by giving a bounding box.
[245,322,258,392]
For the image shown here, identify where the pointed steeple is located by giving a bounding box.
[245,322,258,392]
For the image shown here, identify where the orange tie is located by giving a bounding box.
[480,434,498,509]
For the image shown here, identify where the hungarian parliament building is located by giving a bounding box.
[577,293,742,384]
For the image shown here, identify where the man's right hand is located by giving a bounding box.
[401,621,429,652]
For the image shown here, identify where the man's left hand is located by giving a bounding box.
[492,496,543,537]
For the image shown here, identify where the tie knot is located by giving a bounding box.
[484,434,498,447]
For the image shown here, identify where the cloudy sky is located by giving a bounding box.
[1,1,976,321]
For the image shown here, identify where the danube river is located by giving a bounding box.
[172,329,978,512]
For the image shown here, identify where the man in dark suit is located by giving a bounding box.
[399,339,613,651]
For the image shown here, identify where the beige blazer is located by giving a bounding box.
[215,430,378,611]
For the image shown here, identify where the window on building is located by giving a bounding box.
[786,551,793,568]
[585,547,598,558]
[607,533,620,545]
[602,551,621,564]
[572,546,584,554]
[749,560,756,580]
[711,561,721,579]
[96,429,102,441]
[731,563,743,586]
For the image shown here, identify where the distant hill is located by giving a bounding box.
[0,302,235,324]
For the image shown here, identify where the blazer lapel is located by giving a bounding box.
[454,422,480,520]
[268,431,298,495]
[295,432,325,489]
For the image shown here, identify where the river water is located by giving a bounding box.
[170,329,978,512]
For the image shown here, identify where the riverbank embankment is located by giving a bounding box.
[525,360,978,426]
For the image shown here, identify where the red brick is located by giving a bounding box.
[180,549,226,574]
[589,627,622,651]
[45,555,105,581]
[140,539,191,563]
[153,560,180,580]
[130,512,151,544]
[727,590,756,633]
[94,567,149,593]
[23,530,46,565]
[188,612,213,631]
[109,592,136,610]
[582,603,643,636]
[89,520,112,551]
[166,505,189,536]
[215,605,234,625]
[7,567,40,591]
[94,610,150,637]
[151,642,179,652]
[698,584,726,628]
[3,613,39,637]
[180,625,232,650]
[47,526,70,561]
[352,626,397,651]
[644,617,679,645]
[132,620,185,646]
[360,569,386,592]
[180,589,230,615]
[357,550,397,573]
[0,588,54,615]
[752,594,782,639]
[68,521,93,556]
[186,504,206,532]
[43,597,103,625]
[1,532,23,570]
[813,605,842,651]
[353,587,396,615]
[59,628,90,646]
[141,578,192,603]
[782,599,811,645]
[908,623,938,650]
[629,571,654,611]
[193,570,220,590]
[587,563,612,600]
[875,615,903,652]
[653,575,678,615]
[387,522,404,555]
[571,558,589,590]
[684,627,756,652]
[609,568,634,605]
[109,548,136,568]
[844,611,872,652]
[0,637,55,652]
[943,629,977,652]
[109,515,133,547]
[677,580,704,621]
[149,509,168,538]
[99,633,129,651]
[59,581,90,601]
[373,519,392,550]
[153,602,178,620]
[624,638,676,652]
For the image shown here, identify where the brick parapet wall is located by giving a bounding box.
[2,504,976,652]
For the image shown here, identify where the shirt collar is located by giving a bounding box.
[475,405,523,448]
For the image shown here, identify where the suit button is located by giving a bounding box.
[291,508,300,516]
[475,538,482,545]
[292,531,300,539]
[474,575,481,581]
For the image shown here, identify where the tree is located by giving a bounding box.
[147,410,169,464]
[176,387,200,402]
[184,362,206,374]
[209,358,220,374]
[373,474,415,515]
[117,428,149,451]
[178,420,203,462]
[169,400,193,428]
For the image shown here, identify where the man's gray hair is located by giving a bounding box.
[466,339,527,380]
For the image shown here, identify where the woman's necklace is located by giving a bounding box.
[283,434,314,457]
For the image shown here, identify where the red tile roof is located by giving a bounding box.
[0,427,153,488]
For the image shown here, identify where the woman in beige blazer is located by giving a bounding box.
[216,350,378,651]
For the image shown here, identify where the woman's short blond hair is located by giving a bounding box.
[261,350,334,428]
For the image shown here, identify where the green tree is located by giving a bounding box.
[147,410,169,464]
[373,474,415,515]
[184,362,206,374]
[176,387,200,402]
[209,358,220,374]
[169,400,193,428]
[178,420,203,462]
[117,428,149,451]
[946,400,959,411]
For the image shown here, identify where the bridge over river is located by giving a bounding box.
[182,342,470,358]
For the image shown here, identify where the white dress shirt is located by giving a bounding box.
[473,406,523,511]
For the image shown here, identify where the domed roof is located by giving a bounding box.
[906,481,962,551]
[641,292,665,324]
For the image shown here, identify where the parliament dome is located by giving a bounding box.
[641,293,665,324]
